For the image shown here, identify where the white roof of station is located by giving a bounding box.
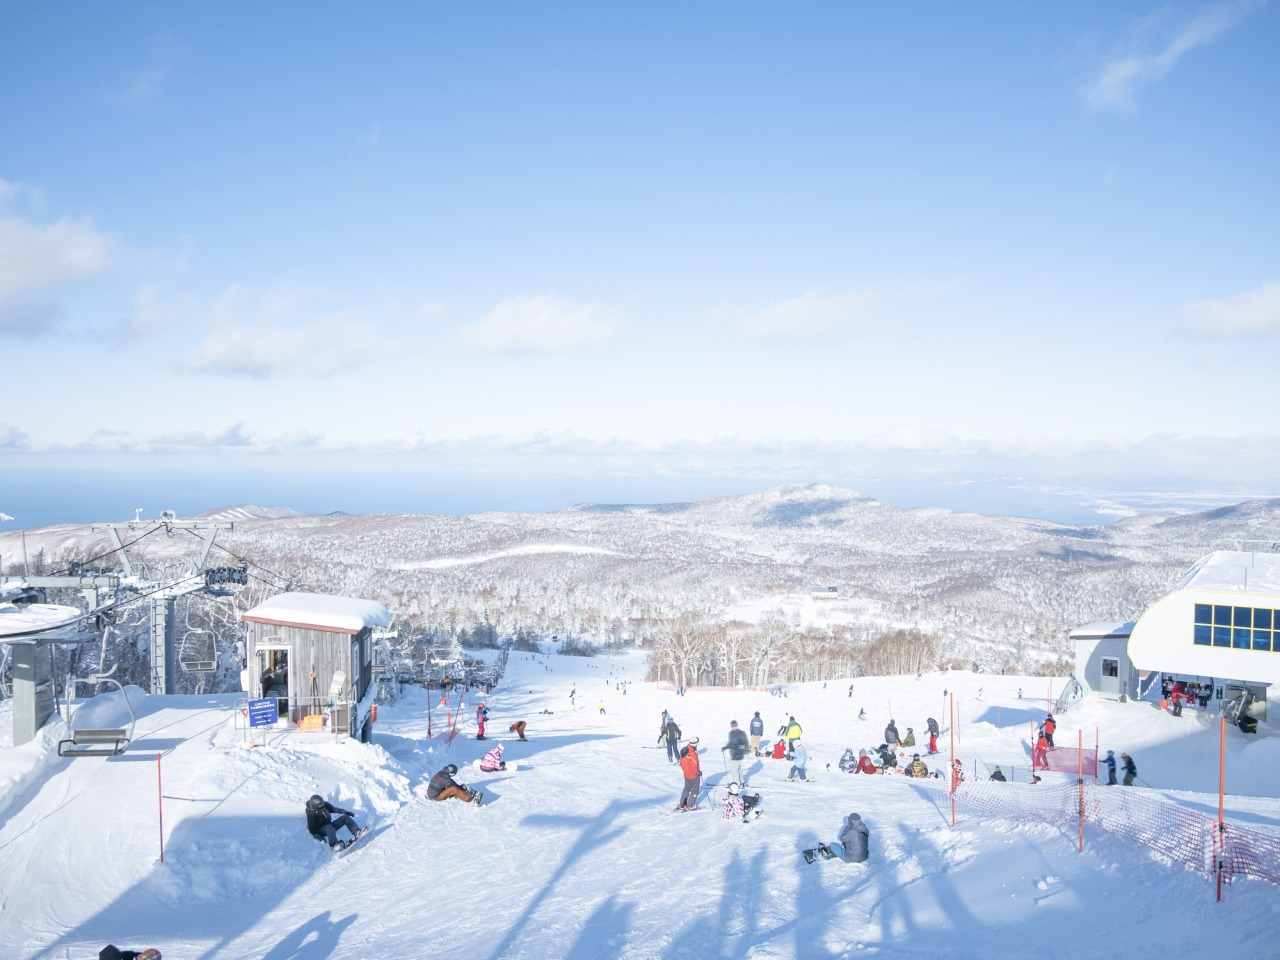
[0,602,86,642]
[1070,620,1136,640]
[1175,550,1280,596]
[241,592,391,635]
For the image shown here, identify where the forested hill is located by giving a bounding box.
[3,485,1277,679]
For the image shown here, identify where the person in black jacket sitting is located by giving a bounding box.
[305,794,365,850]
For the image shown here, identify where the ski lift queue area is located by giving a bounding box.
[1072,550,1280,731]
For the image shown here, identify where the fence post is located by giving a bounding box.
[157,753,165,864]
[1077,729,1084,853]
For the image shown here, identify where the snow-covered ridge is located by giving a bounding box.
[394,543,624,570]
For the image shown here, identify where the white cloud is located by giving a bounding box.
[0,215,113,303]
[737,290,870,341]
[1083,1,1261,112]
[1181,282,1280,336]
[188,283,384,378]
[458,294,620,354]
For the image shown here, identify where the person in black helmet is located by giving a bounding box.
[428,763,482,804]
[305,794,365,851]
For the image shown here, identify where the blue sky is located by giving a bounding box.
[2,2,1278,528]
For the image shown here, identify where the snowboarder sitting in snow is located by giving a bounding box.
[989,766,1006,782]
[677,738,702,810]
[876,743,897,773]
[904,753,929,778]
[855,749,878,774]
[428,764,481,804]
[901,727,916,748]
[479,743,507,772]
[771,739,787,760]
[722,781,762,822]
[819,812,869,863]
[838,747,858,773]
[305,794,366,851]
[510,720,528,741]
[100,947,161,960]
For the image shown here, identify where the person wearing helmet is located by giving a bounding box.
[305,794,365,851]
[1102,749,1118,785]
[721,780,762,822]
[677,738,702,810]
[479,742,506,772]
[428,764,482,805]
[476,702,489,740]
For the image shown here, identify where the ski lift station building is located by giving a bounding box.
[1072,550,1280,728]
[241,592,391,742]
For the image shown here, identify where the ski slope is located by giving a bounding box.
[1,651,1277,959]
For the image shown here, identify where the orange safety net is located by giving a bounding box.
[951,779,1280,886]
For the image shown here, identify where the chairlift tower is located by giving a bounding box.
[92,511,236,695]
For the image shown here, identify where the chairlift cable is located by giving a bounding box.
[50,524,165,578]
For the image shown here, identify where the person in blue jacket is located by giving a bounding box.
[749,711,765,756]
[788,740,809,781]
[1102,749,1117,785]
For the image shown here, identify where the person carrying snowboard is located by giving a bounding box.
[677,737,702,810]
[428,764,482,804]
[658,715,682,763]
[787,740,809,781]
[1121,752,1137,786]
[749,711,764,756]
[479,743,507,772]
[305,794,366,851]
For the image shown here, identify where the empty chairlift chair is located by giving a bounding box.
[58,664,137,758]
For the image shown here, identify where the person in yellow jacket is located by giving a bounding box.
[779,716,802,757]
[904,754,929,778]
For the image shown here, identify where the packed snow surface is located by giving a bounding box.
[1,653,1277,959]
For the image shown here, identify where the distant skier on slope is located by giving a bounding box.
[722,720,750,786]
[658,715,682,763]
[677,738,702,810]
[787,740,809,781]
[749,711,764,756]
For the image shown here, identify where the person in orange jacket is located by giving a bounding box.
[1043,714,1056,748]
[677,738,702,810]
[1033,732,1049,768]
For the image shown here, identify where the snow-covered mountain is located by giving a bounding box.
[194,504,302,522]
[3,486,1277,673]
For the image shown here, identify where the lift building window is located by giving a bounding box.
[1192,604,1277,651]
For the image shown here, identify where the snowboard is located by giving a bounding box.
[471,760,519,774]
[802,844,837,863]
[335,826,372,858]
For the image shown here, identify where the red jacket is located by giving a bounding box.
[855,756,878,775]
[679,745,701,779]
[771,741,786,759]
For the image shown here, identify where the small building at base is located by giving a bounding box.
[241,592,391,742]
[1070,620,1139,700]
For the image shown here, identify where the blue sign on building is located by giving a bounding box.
[248,698,279,728]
